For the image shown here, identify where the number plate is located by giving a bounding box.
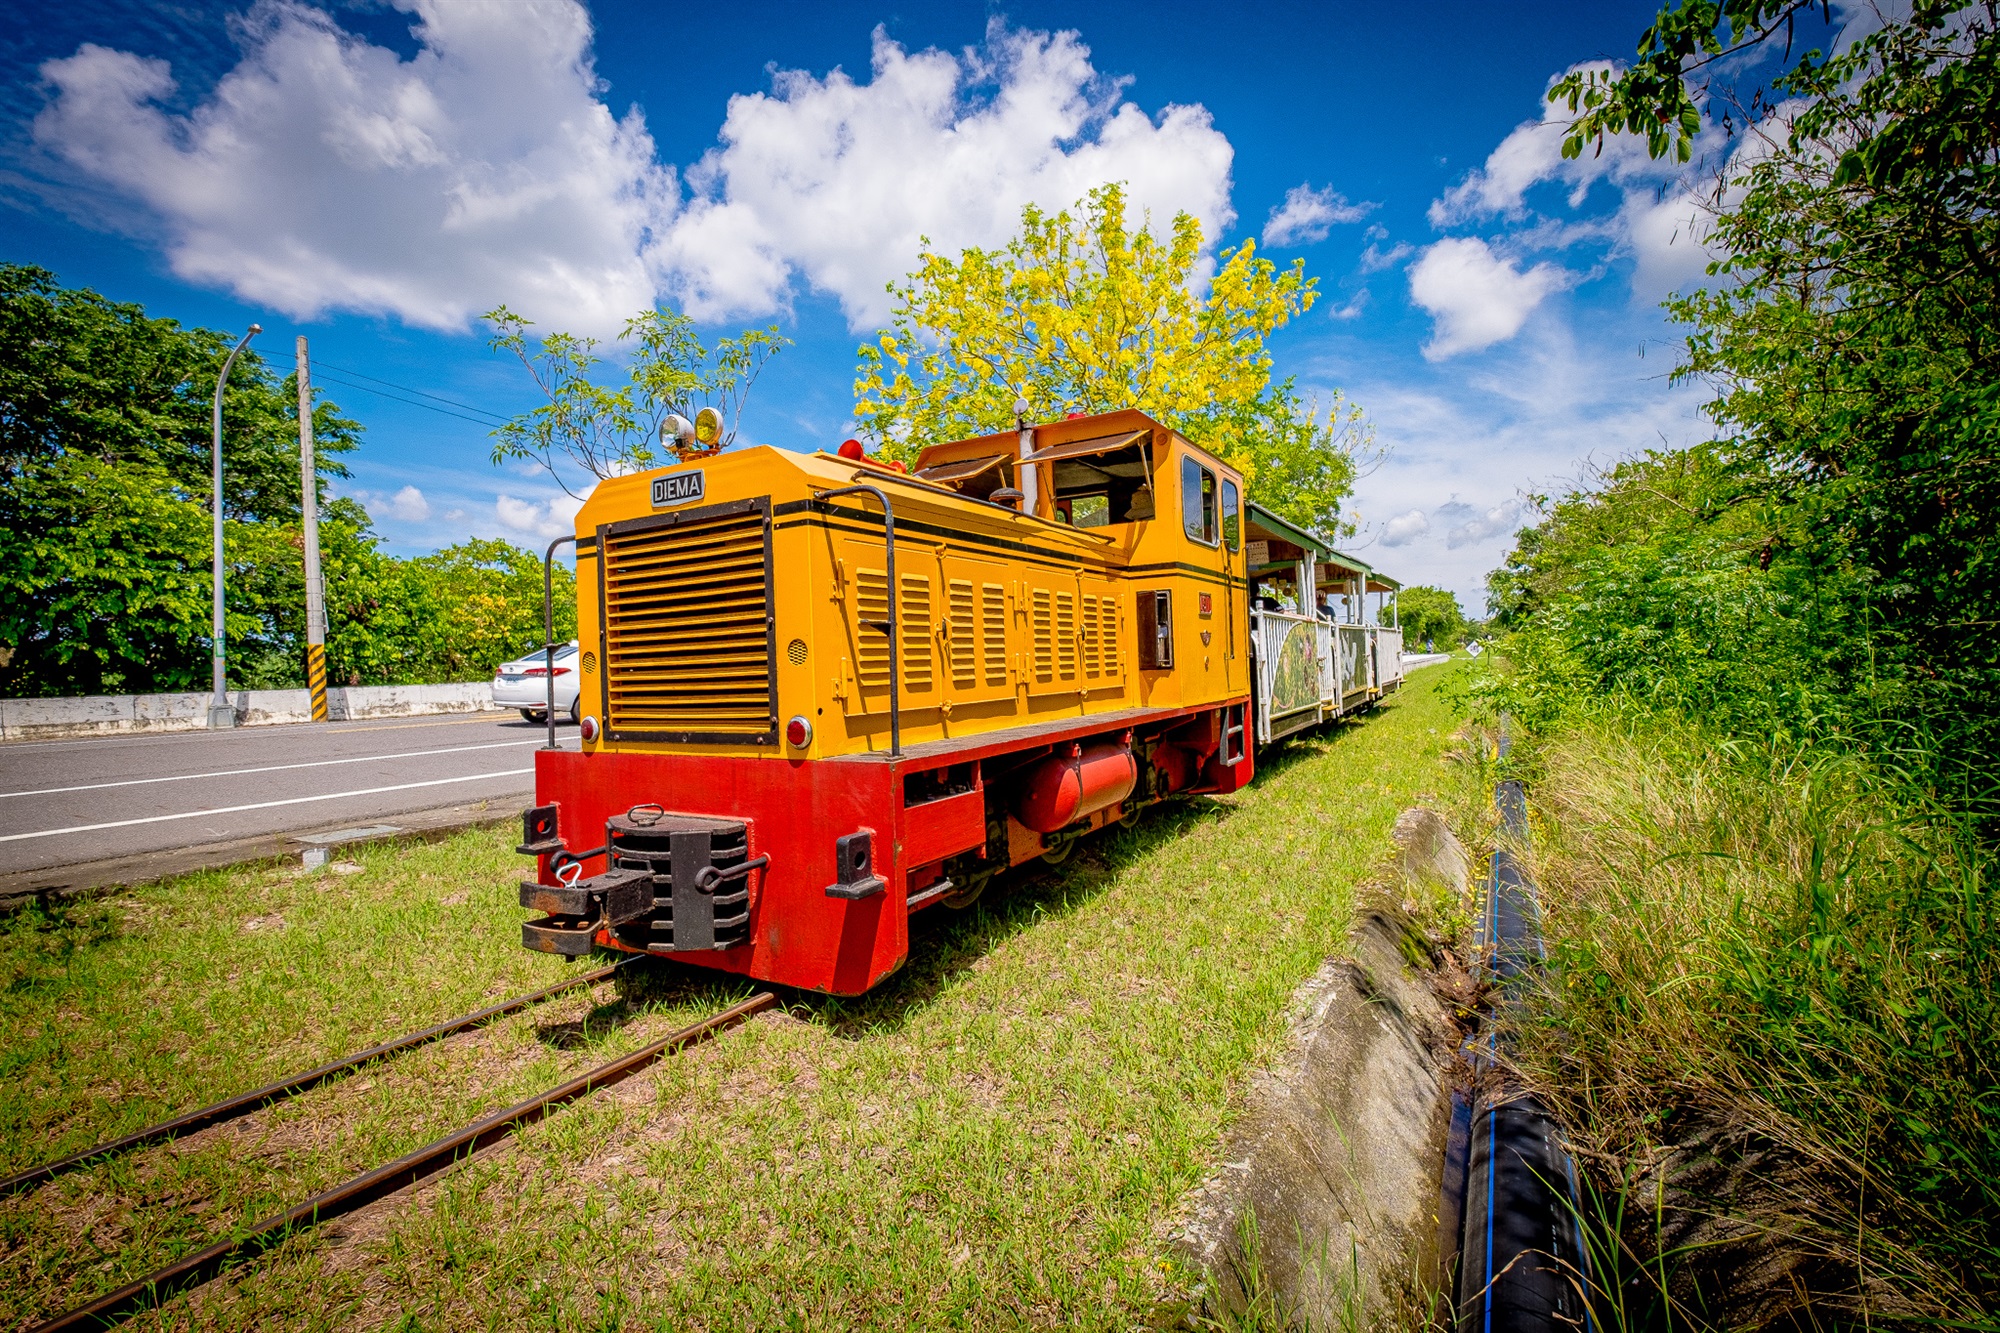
[651,469,705,508]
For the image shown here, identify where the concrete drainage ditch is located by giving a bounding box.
[1174,808,1473,1326]
[1177,787,1596,1331]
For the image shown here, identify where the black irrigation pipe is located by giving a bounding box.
[28,991,777,1333]
[1,963,621,1199]
[1443,721,1596,1332]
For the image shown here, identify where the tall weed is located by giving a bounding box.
[1506,721,1997,1326]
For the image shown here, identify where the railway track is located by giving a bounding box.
[2,962,623,1200]
[22,989,776,1331]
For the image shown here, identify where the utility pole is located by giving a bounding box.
[297,336,328,722]
[209,323,261,730]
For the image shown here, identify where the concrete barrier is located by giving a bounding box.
[0,681,495,741]
[334,681,495,721]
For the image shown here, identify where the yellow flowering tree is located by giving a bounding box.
[853,183,1368,536]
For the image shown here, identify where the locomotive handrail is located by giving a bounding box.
[542,533,576,752]
[813,483,901,758]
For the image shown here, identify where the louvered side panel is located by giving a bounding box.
[1101,596,1120,675]
[1081,594,1101,678]
[600,500,775,744]
[854,567,890,690]
[947,579,976,687]
[981,583,1008,685]
[1031,589,1053,682]
[1055,591,1076,679]
[900,573,933,692]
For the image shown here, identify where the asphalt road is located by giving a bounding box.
[0,711,573,881]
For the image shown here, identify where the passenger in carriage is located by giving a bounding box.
[1251,574,1298,613]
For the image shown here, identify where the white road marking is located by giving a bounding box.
[0,739,558,800]
[0,770,536,844]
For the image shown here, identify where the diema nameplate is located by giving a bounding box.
[651,469,705,508]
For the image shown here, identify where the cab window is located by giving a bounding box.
[1181,455,1217,545]
[1221,479,1240,552]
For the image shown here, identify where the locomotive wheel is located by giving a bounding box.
[1039,832,1080,865]
[942,869,994,910]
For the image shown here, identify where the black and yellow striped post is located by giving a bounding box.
[306,642,328,721]
[298,337,331,722]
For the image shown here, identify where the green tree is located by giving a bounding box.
[853,183,1367,537]
[0,265,365,695]
[1545,1,2000,793]
[1484,446,1867,738]
[1395,585,1470,650]
[0,264,362,519]
[484,305,787,496]
[324,539,574,687]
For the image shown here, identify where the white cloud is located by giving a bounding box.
[1261,183,1371,247]
[658,22,1236,328]
[1325,315,1711,609]
[383,484,431,522]
[1428,62,1675,227]
[495,490,589,540]
[33,0,674,337]
[1407,237,1571,359]
[1380,509,1430,547]
[1326,290,1369,321]
[1359,240,1414,273]
[1423,61,1760,301]
[33,8,1237,337]
[1437,499,1526,548]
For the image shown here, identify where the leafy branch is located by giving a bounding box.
[484,304,787,496]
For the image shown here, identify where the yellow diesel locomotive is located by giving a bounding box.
[516,409,1404,994]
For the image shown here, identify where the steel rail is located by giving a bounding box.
[1,963,620,1199]
[29,991,776,1333]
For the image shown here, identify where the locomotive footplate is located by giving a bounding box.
[602,811,756,953]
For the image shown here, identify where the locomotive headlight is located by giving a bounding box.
[785,715,813,749]
[660,413,695,447]
[579,715,600,743]
[694,405,724,447]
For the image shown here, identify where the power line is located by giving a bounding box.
[309,368,511,428]
[313,360,513,421]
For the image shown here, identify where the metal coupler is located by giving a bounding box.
[520,866,653,956]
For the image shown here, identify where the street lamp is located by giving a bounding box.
[209,323,261,730]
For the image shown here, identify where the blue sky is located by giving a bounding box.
[2,0,1771,610]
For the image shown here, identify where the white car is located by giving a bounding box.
[493,640,581,723]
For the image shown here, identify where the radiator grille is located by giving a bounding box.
[600,501,775,742]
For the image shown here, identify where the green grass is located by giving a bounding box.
[0,664,1467,1330]
[1493,719,2000,1330]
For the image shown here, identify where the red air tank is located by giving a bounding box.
[1012,741,1139,834]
